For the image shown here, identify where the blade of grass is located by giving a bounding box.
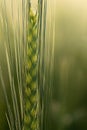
[0,67,15,130]
[4,44,21,130]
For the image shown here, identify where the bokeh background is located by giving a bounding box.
[46,0,87,130]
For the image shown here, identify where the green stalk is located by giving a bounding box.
[0,1,40,130]
[24,2,39,130]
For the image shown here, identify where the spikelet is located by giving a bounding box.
[24,2,39,130]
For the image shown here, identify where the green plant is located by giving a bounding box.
[24,3,39,130]
[0,0,40,130]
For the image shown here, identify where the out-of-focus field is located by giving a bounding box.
[46,0,87,130]
[0,0,22,129]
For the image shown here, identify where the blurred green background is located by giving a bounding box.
[0,0,22,129]
[46,0,87,130]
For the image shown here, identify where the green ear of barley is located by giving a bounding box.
[24,4,39,130]
[0,1,40,130]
